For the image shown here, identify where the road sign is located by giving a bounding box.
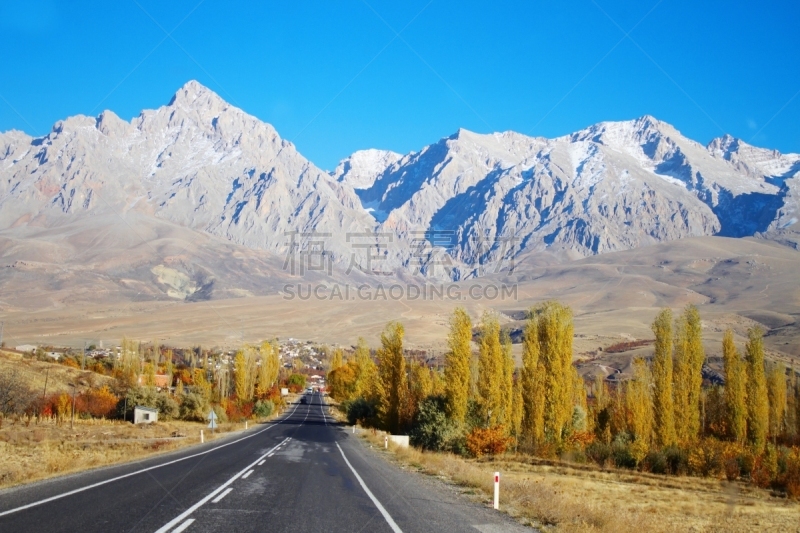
[207,410,218,430]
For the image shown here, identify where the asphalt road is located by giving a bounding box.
[0,392,533,532]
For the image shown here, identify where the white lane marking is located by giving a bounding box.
[154,437,290,533]
[0,402,302,519]
[320,394,328,425]
[257,460,265,466]
[171,518,195,533]
[211,488,232,504]
[335,443,403,533]
[242,470,254,479]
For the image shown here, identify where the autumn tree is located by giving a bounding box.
[510,376,524,446]
[256,341,279,397]
[376,322,408,434]
[788,365,798,441]
[352,337,378,400]
[500,330,515,432]
[767,363,787,443]
[539,302,575,443]
[722,329,747,444]
[520,310,545,447]
[626,358,654,464]
[234,350,249,402]
[651,308,676,447]
[745,327,769,453]
[407,359,434,422]
[674,305,704,443]
[330,347,344,372]
[328,362,358,402]
[445,308,472,424]
[476,313,505,427]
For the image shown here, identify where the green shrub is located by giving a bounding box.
[586,441,612,467]
[663,445,689,475]
[155,394,179,420]
[644,449,668,474]
[179,392,209,421]
[409,395,459,451]
[254,400,274,418]
[345,397,378,427]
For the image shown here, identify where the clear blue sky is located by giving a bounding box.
[1,0,798,170]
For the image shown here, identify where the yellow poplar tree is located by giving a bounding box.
[539,302,574,443]
[722,329,747,444]
[745,327,769,453]
[445,307,472,424]
[165,349,174,384]
[408,359,433,421]
[767,363,786,443]
[572,367,588,432]
[673,305,704,443]
[477,313,504,427]
[511,376,524,446]
[234,350,248,401]
[626,357,654,464]
[787,365,798,440]
[352,337,378,400]
[684,305,705,441]
[500,331,515,432]
[651,308,676,447]
[521,311,545,446]
[376,322,408,434]
[143,362,156,387]
[331,347,344,372]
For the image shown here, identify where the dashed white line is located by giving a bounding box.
[171,518,195,533]
[257,460,265,466]
[153,433,290,533]
[211,488,232,504]
[242,469,254,479]
[0,401,303,519]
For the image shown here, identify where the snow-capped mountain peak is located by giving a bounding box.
[1,83,799,285]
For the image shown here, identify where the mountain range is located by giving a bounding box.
[1,80,799,303]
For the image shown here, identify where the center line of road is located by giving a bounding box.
[211,488,232,504]
[242,470,254,479]
[154,436,290,533]
[335,443,403,533]
[0,402,303,519]
[257,460,265,466]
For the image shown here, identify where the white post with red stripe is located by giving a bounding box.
[493,471,500,510]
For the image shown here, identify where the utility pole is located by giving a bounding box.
[69,383,77,430]
[42,368,50,400]
[82,341,87,370]
[0,321,4,347]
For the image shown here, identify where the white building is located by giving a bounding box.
[133,406,158,424]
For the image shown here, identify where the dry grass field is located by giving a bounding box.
[0,349,114,395]
[0,417,239,489]
[2,236,797,363]
[0,415,279,490]
[360,431,800,533]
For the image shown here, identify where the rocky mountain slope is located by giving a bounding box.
[1,81,798,293]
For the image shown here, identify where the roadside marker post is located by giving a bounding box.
[384,435,388,449]
[200,430,204,443]
[493,472,500,510]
